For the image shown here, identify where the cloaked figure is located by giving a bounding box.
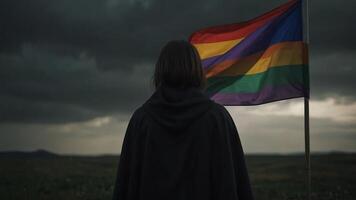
[112,40,254,200]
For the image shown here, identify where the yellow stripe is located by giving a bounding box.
[207,41,307,77]
[193,38,244,60]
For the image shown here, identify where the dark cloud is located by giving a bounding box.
[0,0,355,124]
[308,0,356,53]
[0,44,152,123]
[310,51,356,102]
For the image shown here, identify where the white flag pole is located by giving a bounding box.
[303,0,311,199]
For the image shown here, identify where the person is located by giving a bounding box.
[112,40,254,200]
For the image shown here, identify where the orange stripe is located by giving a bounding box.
[193,38,244,60]
[206,41,308,78]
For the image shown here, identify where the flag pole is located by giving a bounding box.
[303,0,311,199]
[304,98,311,200]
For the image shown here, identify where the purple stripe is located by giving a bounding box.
[208,84,309,106]
[202,2,301,69]
[202,19,274,69]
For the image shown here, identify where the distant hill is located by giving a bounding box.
[0,149,59,158]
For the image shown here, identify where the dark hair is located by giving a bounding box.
[153,40,206,89]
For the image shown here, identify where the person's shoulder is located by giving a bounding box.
[127,105,147,126]
[207,101,231,118]
[131,105,146,119]
[205,101,237,133]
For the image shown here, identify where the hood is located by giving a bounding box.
[143,85,214,132]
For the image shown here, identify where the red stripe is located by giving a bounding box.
[189,0,298,44]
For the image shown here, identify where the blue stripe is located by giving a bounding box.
[202,1,302,69]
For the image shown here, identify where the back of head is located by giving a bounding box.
[154,40,206,89]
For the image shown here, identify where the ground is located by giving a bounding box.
[0,152,355,200]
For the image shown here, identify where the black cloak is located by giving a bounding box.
[112,85,254,200]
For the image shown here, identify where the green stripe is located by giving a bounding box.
[206,64,309,93]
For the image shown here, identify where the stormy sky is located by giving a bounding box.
[1,0,355,155]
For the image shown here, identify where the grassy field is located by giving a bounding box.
[0,151,355,200]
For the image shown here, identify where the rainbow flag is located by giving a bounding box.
[189,0,309,105]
